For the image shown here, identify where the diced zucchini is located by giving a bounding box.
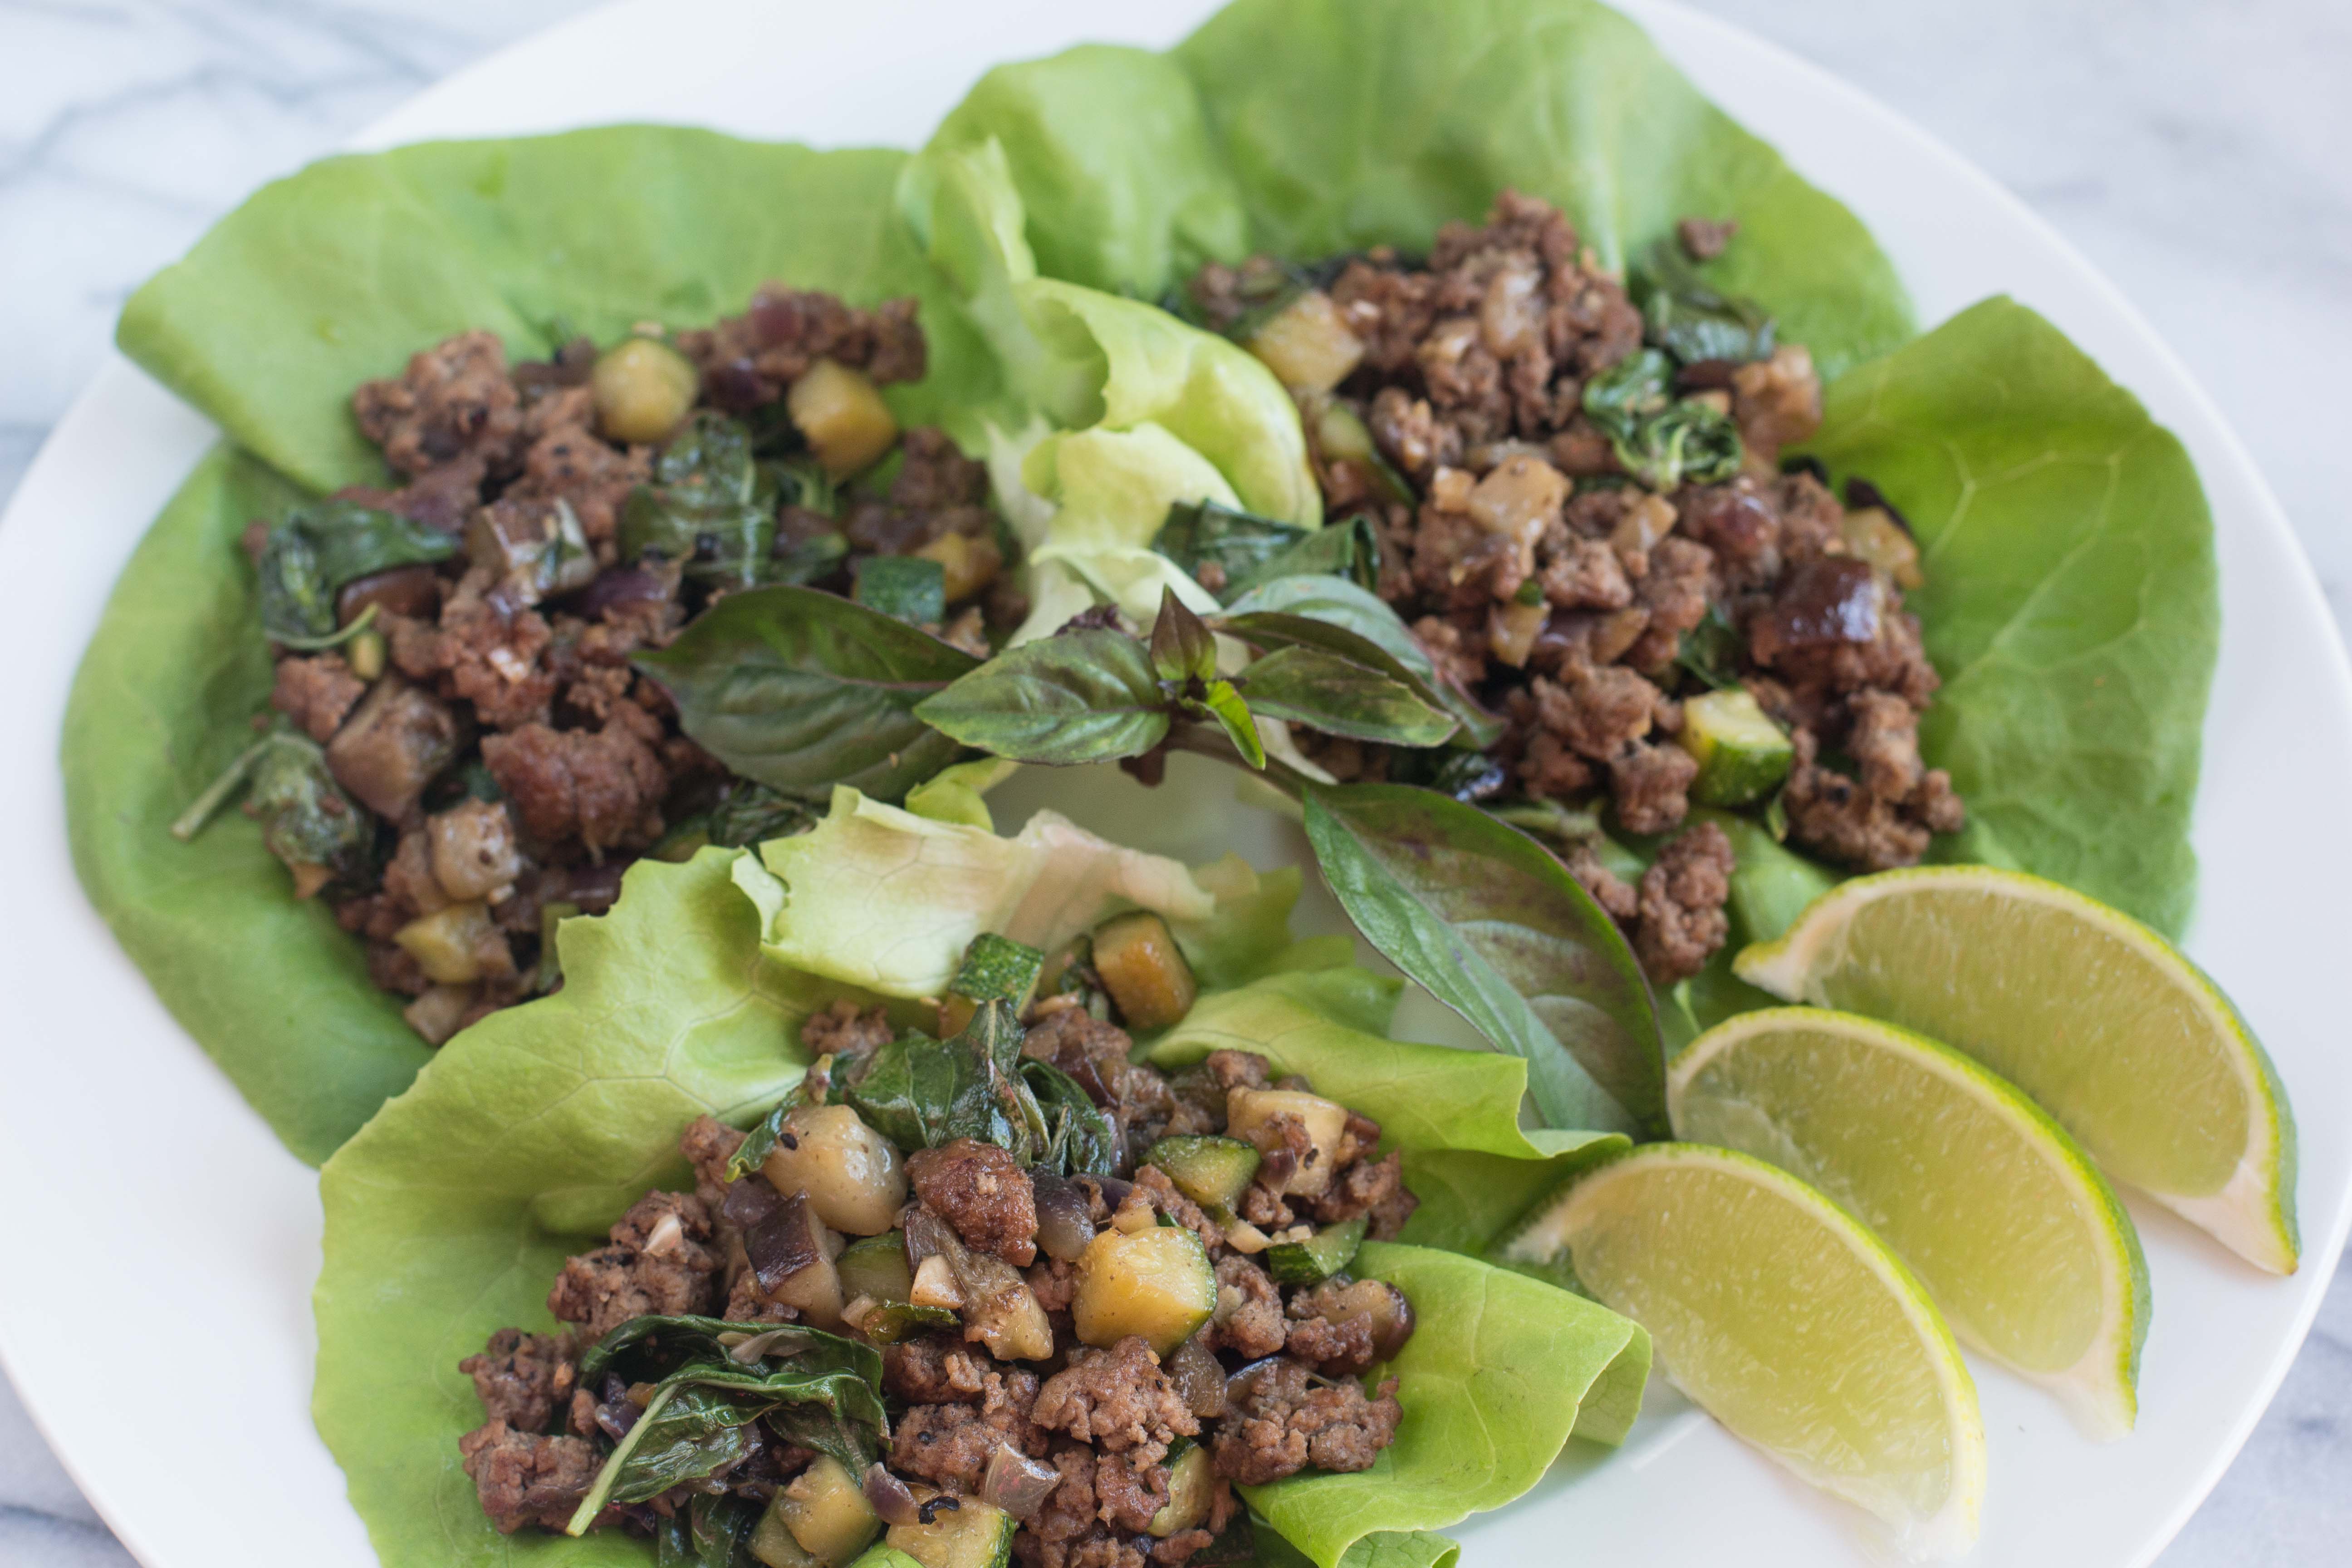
[1264,1216,1367,1285]
[751,1498,823,1568]
[1313,400,1377,464]
[858,1301,961,1344]
[950,933,1046,1007]
[763,1104,909,1236]
[1148,1441,1215,1539]
[789,359,899,479]
[1225,1088,1350,1198]
[853,555,947,625]
[1244,290,1364,393]
[1487,598,1547,669]
[591,336,699,444]
[392,901,499,985]
[782,1456,882,1566]
[836,1231,913,1304]
[1090,912,1197,1030]
[1677,689,1794,807]
[1146,1136,1262,1212]
[1073,1224,1217,1356]
[1841,506,1924,589]
[887,1494,1018,1568]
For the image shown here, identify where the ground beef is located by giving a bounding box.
[1032,1337,1198,1463]
[270,653,366,743]
[676,284,926,410]
[459,1328,577,1433]
[892,1366,1049,1490]
[1281,1311,1378,1378]
[1634,821,1735,983]
[1023,1447,1156,1568]
[801,999,896,1061]
[909,1139,1039,1266]
[481,719,667,853]
[1210,1359,1402,1486]
[545,1190,723,1340]
[680,1115,748,1212]
[1203,1255,1286,1358]
[1128,1166,1227,1258]
[1311,1150,1418,1239]
[1564,841,1639,921]
[354,330,522,478]
[457,1421,601,1534]
[1677,216,1738,261]
[884,1335,1001,1405]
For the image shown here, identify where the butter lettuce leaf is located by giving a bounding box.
[1800,298,2218,936]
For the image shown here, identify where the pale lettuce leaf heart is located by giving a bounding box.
[1247,1242,1652,1568]
[741,785,1215,998]
[1801,297,2218,936]
[313,848,855,1568]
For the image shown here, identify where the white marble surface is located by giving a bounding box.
[0,0,2345,1563]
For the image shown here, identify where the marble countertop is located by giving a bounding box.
[1,0,2345,1563]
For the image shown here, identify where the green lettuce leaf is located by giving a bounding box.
[735,785,1217,998]
[313,848,837,1568]
[62,446,429,1166]
[1800,298,2218,936]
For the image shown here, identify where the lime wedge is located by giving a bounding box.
[1501,1144,1984,1559]
[1735,867,2298,1274]
[1670,1008,2149,1438]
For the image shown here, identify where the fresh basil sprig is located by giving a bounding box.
[1302,783,1666,1138]
[254,499,456,641]
[1216,575,1502,749]
[634,585,977,801]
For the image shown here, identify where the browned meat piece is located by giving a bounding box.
[891,1366,1048,1490]
[1090,1450,1173,1534]
[1312,1150,1418,1239]
[354,330,523,478]
[1210,1359,1402,1485]
[1032,1337,1198,1462]
[1022,1006,1178,1143]
[270,653,366,744]
[680,1114,747,1211]
[460,1327,577,1432]
[1607,741,1699,835]
[546,1190,722,1339]
[1634,821,1735,983]
[1771,470,1847,563]
[1409,614,1488,691]
[1782,728,1966,871]
[1677,216,1739,261]
[676,285,925,410]
[843,426,997,556]
[1564,841,1639,921]
[1128,1165,1226,1257]
[801,998,895,1060]
[482,719,667,853]
[1731,345,1823,460]
[1201,1050,1272,1097]
[504,387,650,543]
[1539,534,1633,610]
[1847,689,1926,799]
[884,1334,997,1405]
[1026,1254,1079,1314]
[457,1421,601,1534]
[1024,1447,1156,1568]
[1624,536,1715,675]
[1282,1311,1377,1378]
[1676,480,1781,590]
[1202,1254,1285,1358]
[326,676,464,821]
[909,1138,1039,1266]
[1532,665,1665,762]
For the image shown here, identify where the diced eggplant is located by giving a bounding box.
[762,1104,909,1235]
[1073,1224,1216,1356]
[1225,1088,1350,1198]
[745,1191,847,1330]
[326,676,463,819]
[1089,912,1197,1030]
[1145,1136,1261,1212]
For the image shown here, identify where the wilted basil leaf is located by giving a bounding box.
[1303,784,1663,1137]
[1020,1059,1122,1177]
[1149,587,1218,685]
[1240,645,1457,748]
[854,555,947,624]
[665,1495,762,1568]
[843,1000,1039,1158]
[1218,577,1503,750]
[245,730,376,892]
[1631,238,1776,366]
[1152,500,1380,603]
[1582,350,1745,492]
[914,628,1171,765]
[1188,678,1266,769]
[254,500,456,640]
[634,585,977,801]
[706,781,819,848]
[583,1383,768,1513]
[619,412,779,589]
[1676,603,1745,691]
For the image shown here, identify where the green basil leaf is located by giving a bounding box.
[1218,580,1502,750]
[1630,238,1776,365]
[1152,496,1313,588]
[853,555,947,624]
[1191,678,1267,769]
[234,730,374,892]
[706,781,820,848]
[633,585,978,801]
[681,1495,763,1568]
[842,1000,1038,1159]
[577,1314,883,1390]
[576,1382,766,1519]
[1230,512,1381,600]
[913,627,1171,764]
[1580,349,1743,491]
[619,412,780,589]
[1019,1058,1122,1177]
[1303,784,1663,1137]
[1673,602,1744,692]
[255,499,456,640]
[1241,646,1457,748]
[1149,586,1218,684]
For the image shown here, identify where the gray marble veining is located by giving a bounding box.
[0,2,2344,1564]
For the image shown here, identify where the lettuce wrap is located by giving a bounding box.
[314,798,1651,1568]
[72,0,2213,1173]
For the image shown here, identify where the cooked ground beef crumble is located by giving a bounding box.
[458,997,1414,1568]
[1189,191,1965,981]
[250,288,1025,1042]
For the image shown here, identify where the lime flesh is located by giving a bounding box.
[1670,1007,2149,1438]
[1735,866,2297,1274]
[1502,1144,1984,1560]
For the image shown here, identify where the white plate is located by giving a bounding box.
[0,2,2344,1565]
